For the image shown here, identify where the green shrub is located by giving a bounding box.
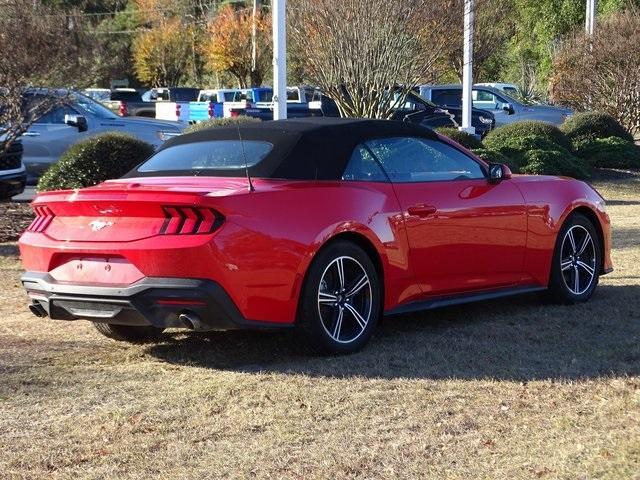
[482,134,590,178]
[471,148,521,171]
[37,133,154,192]
[519,149,591,178]
[574,136,640,169]
[483,121,573,152]
[184,115,261,134]
[435,127,484,150]
[560,111,634,144]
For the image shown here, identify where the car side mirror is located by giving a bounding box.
[488,163,512,183]
[501,102,515,115]
[64,114,88,133]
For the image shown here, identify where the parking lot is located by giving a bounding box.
[0,170,638,479]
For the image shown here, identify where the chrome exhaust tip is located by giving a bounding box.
[179,312,207,331]
[28,302,47,318]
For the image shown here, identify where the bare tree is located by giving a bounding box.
[0,1,84,150]
[550,7,640,135]
[288,0,456,119]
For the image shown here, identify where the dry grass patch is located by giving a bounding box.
[0,172,639,479]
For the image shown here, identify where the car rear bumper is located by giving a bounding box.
[0,170,27,199]
[21,272,289,331]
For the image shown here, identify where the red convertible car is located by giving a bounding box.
[19,118,612,354]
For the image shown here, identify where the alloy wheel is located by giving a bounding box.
[560,225,597,295]
[317,256,372,344]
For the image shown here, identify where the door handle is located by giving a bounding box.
[22,132,40,137]
[407,204,437,218]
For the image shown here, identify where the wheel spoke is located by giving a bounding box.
[561,259,573,271]
[577,260,595,276]
[345,275,369,298]
[567,229,577,253]
[318,292,338,305]
[577,234,592,256]
[335,258,345,290]
[573,266,580,293]
[332,307,344,340]
[344,302,367,330]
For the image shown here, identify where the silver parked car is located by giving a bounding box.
[419,84,573,127]
[21,91,184,183]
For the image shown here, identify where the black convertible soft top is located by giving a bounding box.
[131,117,438,180]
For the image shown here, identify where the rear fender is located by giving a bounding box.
[294,220,416,313]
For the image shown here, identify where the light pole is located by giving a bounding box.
[460,0,475,134]
[585,0,597,36]
[272,0,287,120]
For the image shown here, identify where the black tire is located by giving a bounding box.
[547,213,602,304]
[92,322,165,343]
[295,240,381,355]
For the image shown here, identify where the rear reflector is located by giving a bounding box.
[156,298,207,306]
[27,206,55,232]
[160,206,224,235]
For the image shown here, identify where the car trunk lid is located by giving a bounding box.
[30,177,248,242]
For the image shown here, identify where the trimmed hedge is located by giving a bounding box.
[560,112,634,144]
[435,127,484,150]
[37,133,154,192]
[184,115,261,134]
[519,149,590,178]
[482,134,590,178]
[483,121,573,152]
[574,136,640,169]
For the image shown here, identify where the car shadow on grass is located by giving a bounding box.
[146,283,640,381]
[612,227,640,249]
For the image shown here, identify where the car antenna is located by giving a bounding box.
[236,121,255,192]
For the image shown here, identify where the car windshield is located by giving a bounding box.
[72,92,119,119]
[136,140,273,174]
[84,90,110,102]
[411,93,438,108]
[489,89,522,106]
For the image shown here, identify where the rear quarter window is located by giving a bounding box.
[431,89,462,107]
[136,140,273,173]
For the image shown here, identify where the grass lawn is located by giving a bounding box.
[0,171,638,479]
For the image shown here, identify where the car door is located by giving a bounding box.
[365,136,528,296]
[472,88,516,126]
[21,104,86,181]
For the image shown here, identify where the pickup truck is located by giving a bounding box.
[21,89,184,183]
[157,87,278,123]
[187,89,245,123]
[102,89,156,118]
[222,87,274,118]
[227,86,325,120]
[152,87,205,122]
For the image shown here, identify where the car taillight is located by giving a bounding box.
[27,206,55,232]
[175,103,181,119]
[159,206,224,235]
[230,110,239,118]
[208,102,214,118]
[118,101,127,116]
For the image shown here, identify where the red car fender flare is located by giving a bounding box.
[556,200,606,236]
[292,221,389,300]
